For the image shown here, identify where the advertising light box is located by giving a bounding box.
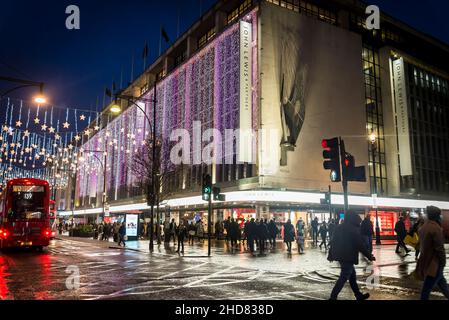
[126,214,138,237]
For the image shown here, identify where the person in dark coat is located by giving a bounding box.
[224,217,231,243]
[118,223,126,247]
[394,216,411,255]
[176,221,188,254]
[360,214,374,255]
[311,217,319,246]
[229,219,239,249]
[247,218,257,253]
[318,221,328,251]
[169,219,177,246]
[243,220,249,248]
[102,223,110,241]
[283,220,295,253]
[328,210,375,300]
[215,221,221,240]
[416,206,449,300]
[257,220,269,255]
[268,219,277,249]
[328,219,336,242]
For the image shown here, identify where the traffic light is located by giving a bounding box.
[322,138,341,182]
[342,153,367,182]
[213,187,226,202]
[320,192,331,205]
[202,174,212,201]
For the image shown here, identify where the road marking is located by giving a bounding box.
[156,262,209,280]
[183,266,235,288]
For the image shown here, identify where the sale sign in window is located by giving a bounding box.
[370,212,398,237]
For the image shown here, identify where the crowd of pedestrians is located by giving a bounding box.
[61,205,448,301]
[327,206,448,301]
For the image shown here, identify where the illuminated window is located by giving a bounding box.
[363,45,387,195]
[401,62,449,194]
[227,0,252,24]
[140,83,149,95]
[266,0,336,25]
[156,69,166,81]
[198,27,216,48]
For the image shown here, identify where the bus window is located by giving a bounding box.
[11,187,47,220]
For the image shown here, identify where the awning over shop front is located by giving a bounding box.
[58,190,449,216]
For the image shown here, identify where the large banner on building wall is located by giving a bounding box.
[239,20,253,163]
[393,57,413,177]
[259,2,369,194]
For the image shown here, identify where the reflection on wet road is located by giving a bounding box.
[0,238,447,300]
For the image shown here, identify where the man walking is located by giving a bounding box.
[311,217,319,247]
[416,206,449,300]
[176,221,187,254]
[268,219,277,249]
[247,218,257,254]
[224,217,231,243]
[395,216,411,255]
[328,210,375,300]
[169,218,177,246]
[328,219,336,242]
[118,223,126,247]
[257,219,268,256]
[229,219,239,249]
[318,221,328,251]
[361,214,374,255]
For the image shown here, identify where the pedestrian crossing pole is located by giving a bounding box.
[208,195,212,257]
[328,185,333,221]
[339,137,349,214]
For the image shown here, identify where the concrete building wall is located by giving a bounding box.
[258,2,369,195]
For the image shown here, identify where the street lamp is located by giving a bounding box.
[110,104,122,114]
[106,88,157,253]
[370,132,382,245]
[34,95,47,104]
[0,76,48,104]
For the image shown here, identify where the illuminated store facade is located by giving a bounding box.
[59,0,449,236]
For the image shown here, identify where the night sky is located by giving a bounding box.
[1,0,448,112]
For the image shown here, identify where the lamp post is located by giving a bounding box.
[108,87,157,253]
[370,132,382,245]
[70,158,78,237]
[0,76,47,104]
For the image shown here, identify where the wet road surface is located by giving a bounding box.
[1,237,448,300]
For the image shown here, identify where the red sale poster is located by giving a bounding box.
[370,211,398,237]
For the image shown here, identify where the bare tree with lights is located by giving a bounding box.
[129,135,185,244]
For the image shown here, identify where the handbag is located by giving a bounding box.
[404,233,419,249]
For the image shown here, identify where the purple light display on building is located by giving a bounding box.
[77,10,258,202]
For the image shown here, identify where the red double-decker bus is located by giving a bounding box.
[0,178,52,251]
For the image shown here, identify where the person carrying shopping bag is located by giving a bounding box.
[405,217,424,260]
